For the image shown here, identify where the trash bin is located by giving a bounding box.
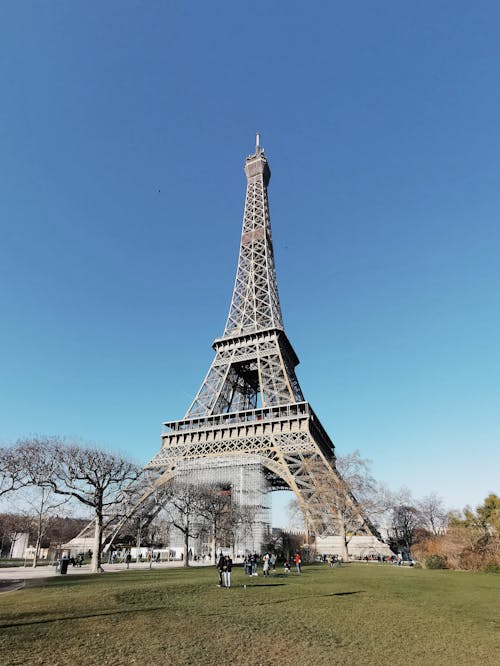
[57,557,69,574]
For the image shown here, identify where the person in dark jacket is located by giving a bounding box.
[217,553,226,587]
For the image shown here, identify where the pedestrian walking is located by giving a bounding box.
[262,553,270,576]
[125,551,131,569]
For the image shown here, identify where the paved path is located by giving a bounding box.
[0,560,207,588]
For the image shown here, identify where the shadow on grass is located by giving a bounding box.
[248,590,366,607]
[244,583,286,587]
[0,605,171,630]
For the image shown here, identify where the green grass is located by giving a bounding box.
[0,563,498,665]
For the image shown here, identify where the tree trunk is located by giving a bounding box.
[136,523,142,563]
[212,523,217,565]
[338,513,350,562]
[91,514,103,573]
[32,535,41,568]
[32,513,43,568]
[184,527,190,568]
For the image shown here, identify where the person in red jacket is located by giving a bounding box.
[294,552,302,574]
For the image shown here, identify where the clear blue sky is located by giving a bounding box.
[1,2,498,524]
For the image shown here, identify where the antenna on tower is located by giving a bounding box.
[256,132,261,152]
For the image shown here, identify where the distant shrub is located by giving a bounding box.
[424,555,448,569]
[414,529,500,571]
[483,563,500,574]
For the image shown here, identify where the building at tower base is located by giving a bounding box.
[315,535,393,560]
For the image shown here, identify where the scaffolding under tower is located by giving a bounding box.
[168,455,271,558]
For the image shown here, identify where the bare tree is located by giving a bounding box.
[393,505,422,557]
[0,513,32,558]
[3,436,64,493]
[388,493,423,558]
[93,472,171,556]
[164,483,205,567]
[417,493,448,536]
[39,440,141,573]
[0,445,26,497]
[280,453,383,561]
[235,504,259,554]
[147,513,170,550]
[219,503,254,559]
[125,493,169,563]
[285,498,305,532]
[43,515,88,550]
[304,451,383,561]
[131,508,149,563]
[16,486,68,567]
[3,438,70,566]
[335,452,383,559]
[197,485,233,563]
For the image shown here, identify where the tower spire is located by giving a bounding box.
[223,139,281,336]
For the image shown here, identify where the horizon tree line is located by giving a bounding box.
[1,437,498,571]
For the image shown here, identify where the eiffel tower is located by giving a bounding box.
[145,136,379,546]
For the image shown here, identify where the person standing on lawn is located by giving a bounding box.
[294,552,302,574]
[223,555,232,588]
[270,552,276,571]
[217,553,226,587]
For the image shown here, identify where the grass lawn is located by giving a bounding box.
[0,563,498,665]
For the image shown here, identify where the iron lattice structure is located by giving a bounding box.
[146,138,379,543]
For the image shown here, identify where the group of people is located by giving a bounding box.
[328,554,341,567]
[244,553,257,575]
[69,554,84,567]
[261,552,278,575]
[280,552,301,574]
[221,551,303,582]
[242,552,277,576]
